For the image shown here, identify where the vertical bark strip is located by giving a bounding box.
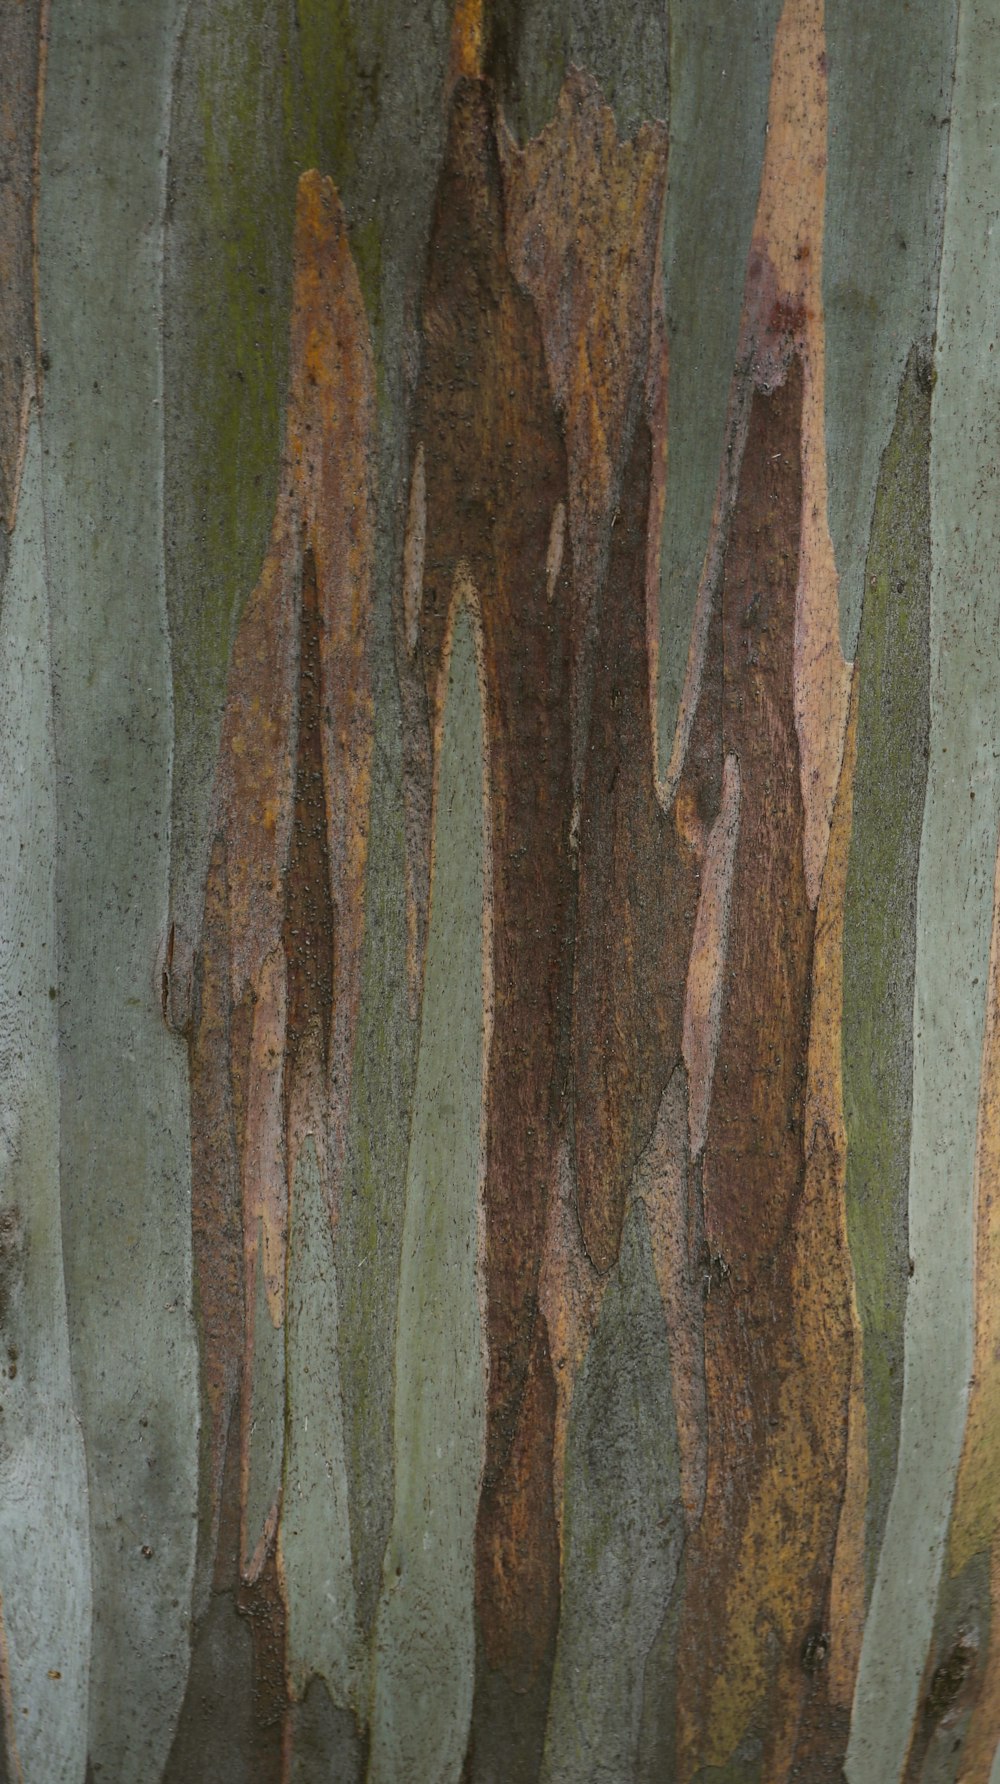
[500,73,668,790]
[901,817,1000,1783]
[849,4,1000,1774]
[676,365,811,1771]
[823,0,956,659]
[0,15,91,1781]
[370,594,490,1782]
[676,349,858,1778]
[0,0,43,546]
[671,8,862,1767]
[943,825,1000,1779]
[501,79,682,1283]
[38,1,200,1771]
[499,76,705,1599]
[0,418,91,1784]
[748,0,850,906]
[842,347,932,1606]
[407,79,571,1757]
[169,169,374,1777]
[656,0,783,772]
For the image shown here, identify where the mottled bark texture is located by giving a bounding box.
[6,0,1000,1780]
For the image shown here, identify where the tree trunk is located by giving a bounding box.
[0,0,995,1779]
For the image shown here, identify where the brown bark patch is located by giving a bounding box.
[675,359,856,1780]
[408,78,571,1705]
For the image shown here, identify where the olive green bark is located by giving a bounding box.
[38,4,200,1775]
[842,346,932,1602]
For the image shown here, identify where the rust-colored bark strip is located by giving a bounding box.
[497,75,710,1598]
[501,71,688,1282]
[672,357,861,1782]
[170,168,375,1774]
[499,71,698,1284]
[408,77,571,1730]
[777,683,861,1776]
[752,0,851,908]
[0,0,44,538]
[674,352,856,1778]
[675,365,811,1774]
[500,72,668,792]
[571,414,702,1274]
[670,5,862,1764]
[539,1143,601,1556]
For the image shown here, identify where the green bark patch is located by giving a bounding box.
[282,1135,360,1712]
[656,0,782,774]
[164,0,451,944]
[38,3,200,1773]
[842,344,932,1604]
[165,12,451,1656]
[542,1199,683,1784]
[849,2,1000,1770]
[369,604,487,1782]
[0,419,91,1784]
[488,0,668,143]
[823,0,957,658]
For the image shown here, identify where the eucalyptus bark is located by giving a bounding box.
[0,2,997,1782]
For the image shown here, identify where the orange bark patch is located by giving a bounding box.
[448,0,485,88]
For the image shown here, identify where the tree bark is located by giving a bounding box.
[1,0,996,1780]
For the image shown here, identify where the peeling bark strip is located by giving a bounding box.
[675,366,810,1773]
[407,80,570,1749]
[668,3,862,1769]
[499,76,696,1290]
[675,354,856,1780]
[500,70,668,790]
[169,169,374,1775]
[0,0,44,542]
[405,69,722,1771]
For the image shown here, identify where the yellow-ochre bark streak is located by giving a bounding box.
[752,0,851,909]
